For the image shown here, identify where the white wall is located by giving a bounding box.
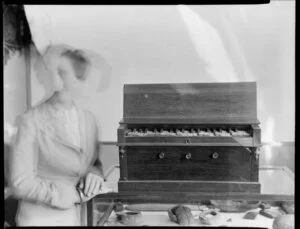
[26,3,295,142]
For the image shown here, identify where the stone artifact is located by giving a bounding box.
[113,202,124,212]
[259,202,271,210]
[199,210,221,225]
[198,205,210,211]
[168,205,194,225]
[281,202,294,214]
[272,214,294,229]
[243,211,258,220]
[210,200,261,212]
[259,209,284,219]
[116,211,143,226]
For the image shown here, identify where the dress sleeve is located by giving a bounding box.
[9,112,80,209]
[86,113,104,178]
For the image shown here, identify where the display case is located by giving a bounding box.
[87,165,294,228]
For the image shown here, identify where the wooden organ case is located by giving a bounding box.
[117,82,261,193]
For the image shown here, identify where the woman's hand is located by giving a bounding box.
[79,172,104,197]
[77,187,102,203]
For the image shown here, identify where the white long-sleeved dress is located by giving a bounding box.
[9,101,101,226]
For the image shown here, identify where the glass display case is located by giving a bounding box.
[87,165,294,227]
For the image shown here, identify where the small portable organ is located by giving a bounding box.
[117,82,261,193]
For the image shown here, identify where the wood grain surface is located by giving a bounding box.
[123,82,258,124]
[118,180,261,193]
[125,146,255,181]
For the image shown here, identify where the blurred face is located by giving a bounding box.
[57,56,84,97]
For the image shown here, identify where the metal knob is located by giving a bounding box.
[159,152,165,159]
[185,153,192,160]
[185,139,191,144]
[212,152,219,159]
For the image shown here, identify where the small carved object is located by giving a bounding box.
[197,205,209,211]
[113,202,124,212]
[210,200,261,212]
[168,205,194,225]
[273,214,294,229]
[243,211,258,220]
[281,202,294,214]
[116,211,143,226]
[199,210,221,225]
[259,202,271,210]
[259,209,284,219]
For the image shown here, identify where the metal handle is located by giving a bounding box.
[185,153,192,160]
[159,152,165,159]
[212,152,219,159]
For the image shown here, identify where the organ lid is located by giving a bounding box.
[121,82,260,125]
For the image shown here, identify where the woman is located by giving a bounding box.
[9,46,107,226]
